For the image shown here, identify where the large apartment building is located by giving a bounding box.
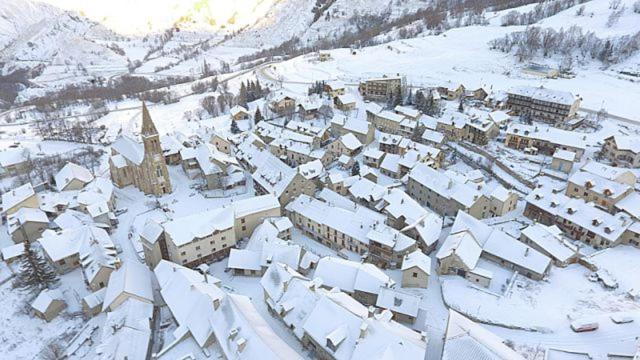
[603,135,640,168]
[505,124,586,160]
[506,86,581,125]
[140,195,281,268]
[359,76,403,101]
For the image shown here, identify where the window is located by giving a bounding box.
[181,251,186,256]
[240,218,245,224]
[196,246,201,250]
[412,272,418,278]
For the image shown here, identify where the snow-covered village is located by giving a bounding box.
[1,0,640,359]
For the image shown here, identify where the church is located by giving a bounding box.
[109,103,172,196]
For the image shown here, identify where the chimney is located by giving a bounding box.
[213,298,220,310]
[359,322,369,339]
[420,331,427,342]
[229,328,239,340]
[236,338,247,353]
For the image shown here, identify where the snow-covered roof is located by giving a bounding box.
[489,186,513,203]
[553,149,576,162]
[568,171,631,199]
[163,208,234,247]
[450,211,493,245]
[401,250,431,275]
[615,192,640,220]
[347,177,386,204]
[314,257,394,295]
[77,177,114,208]
[581,161,636,183]
[0,147,29,168]
[55,162,94,192]
[521,224,578,263]
[380,153,400,174]
[103,261,153,311]
[508,86,578,106]
[230,105,249,117]
[336,94,356,105]
[375,286,420,317]
[260,262,307,303]
[506,124,586,150]
[82,287,107,309]
[339,133,363,151]
[160,134,185,156]
[343,117,371,136]
[111,135,144,165]
[298,159,324,180]
[559,198,634,243]
[31,289,65,313]
[96,298,153,360]
[488,110,510,124]
[483,230,551,276]
[443,310,525,360]
[436,231,482,270]
[2,183,35,212]
[363,148,385,160]
[228,249,262,271]
[231,194,280,218]
[155,260,300,358]
[394,105,420,118]
[78,227,119,284]
[409,163,483,208]
[7,207,48,234]
[609,135,640,154]
[52,209,95,230]
[376,110,405,124]
[421,129,445,144]
[251,151,298,197]
[1,242,24,262]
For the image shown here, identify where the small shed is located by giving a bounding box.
[32,289,67,322]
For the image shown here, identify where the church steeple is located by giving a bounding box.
[141,102,158,137]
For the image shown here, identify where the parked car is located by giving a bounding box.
[571,320,599,332]
[610,314,634,324]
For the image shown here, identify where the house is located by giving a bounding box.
[39,226,119,289]
[230,105,250,120]
[401,250,431,288]
[109,103,172,196]
[442,310,525,360]
[506,86,581,125]
[298,98,323,119]
[436,82,465,100]
[227,217,301,276]
[603,135,640,168]
[160,134,186,164]
[505,123,586,160]
[260,264,427,360]
[210,132,232,154]
[0,147,30,176]
[6,207,49,243]
[550,149,576,174]
[55,162,94,192]
[331,115,375,145]
[286,193,417,269]
[318,52,332,61]
[375,287,420,324]
[82,288,107,317]
[363,149,385,168]
[329,133,363,158]
[524,188,640,249]
[489,186,519,217]
[437,211,551,282]
[250,151,317,205]
[2,183,39,216]
[141,195,281,268]
[359,76,403,101]
[520,224,579,267]
[324,81,346,97]
[407,164,491,219]
[334,94,357,111]
[269,92,297,114]
[378,188,443,253]
[181,143,245,190]
[370,110,405,134]
[32,289,67,322]
[463,117,499,145]
[269,137,331,167]
[420,129,445,147]
[1,242,24,265]
[314,257,395,305]
[154,260,301,359]
[566,170,634,213]
[102,261,154,312]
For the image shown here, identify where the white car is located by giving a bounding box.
[570,320,599,332]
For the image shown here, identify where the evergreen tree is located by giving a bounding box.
[230,119,241,134]
[237,82,248,108]
[351,161,360,176]
[414,90,426,110]
[254,108,264,124]
[404,89,413,105]
[457,97,464,112]
[14,240,59,293]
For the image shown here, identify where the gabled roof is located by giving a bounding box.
[103,261,153,311]
[163,208,234,247]
[2,183,35,212]
[54,162,94,191]
[401,250,431,275]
